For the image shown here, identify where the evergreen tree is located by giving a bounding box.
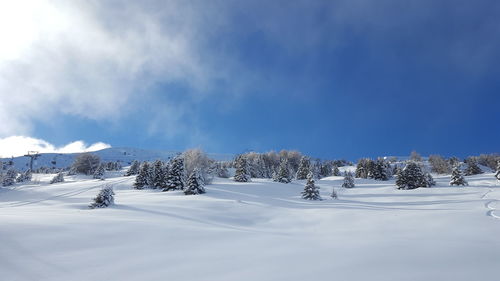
[464,158,483,176]
[450,166,468,186]
[93,163,106,180]
[50,172,64,184]
[89,185,115,209]
[302,172,321,200]
[216,163,230,178]
[355,158,375,179]
[184,168,206,195]
[331,187,338,199]
[332,165,341,176]
[125,160,140,176]
[164,156,185,191]
[2,169,17,186]
[16,170,32,183]
[396,162,427,190]
[134,162,150,189]
[274,158,292,183]
[425,173,436,187]
[372,159,390,181]
[234,155,251,182]
[342,171,355,188]
[151,160,167,189]
[296,156,311,180]
[495,161,500,181]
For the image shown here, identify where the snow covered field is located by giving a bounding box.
[1,171,500,281]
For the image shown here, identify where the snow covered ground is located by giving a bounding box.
[1,170,500,281]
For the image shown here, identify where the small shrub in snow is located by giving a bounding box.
[124,160,140,176]
[164,156,185,191]
[93,163,105,180]
[342,171,355,188]
[302,172,321,200]
[50,172,65,184]
[296,156,311,180]
[450,166,468,186]
[396,162,427,190]
[184,169,206,195]
[234,155,251,182]
[89,185,114,209]
[331,187,338,199]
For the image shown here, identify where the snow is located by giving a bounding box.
[1,170,500,281]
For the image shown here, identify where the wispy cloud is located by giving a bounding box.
[0,136,110,157]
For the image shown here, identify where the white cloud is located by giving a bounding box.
[0,136,111,158]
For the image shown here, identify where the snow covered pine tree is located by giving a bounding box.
[450,165,468,186]
[164,156,185,191]
[184,168,206,195]
[134,162,150,189]
[496,161,500,181]
[2,169,17,187]
[302,172,321,200]
[296,156,311,180]
[125,160,140,176]
[274,158,292,183]
[464,158,483,176]
[151,160,167,189]
[93,163,106,180]
[50,172,64,184]
[332,165,341,176]
[396,162,427,190]
[234,155,251,182]
[89,184,115,209]
[342,171,355,188]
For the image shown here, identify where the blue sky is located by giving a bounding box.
[1,0,499,160]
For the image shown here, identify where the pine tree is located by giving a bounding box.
[16,170,32,183]
[184,169,206,195]
[332,165,341,176]
[2,169,17,186]
[234,155,251,182]
[89,185,115,209]
[450,166,468,186]
[396,162,427,190]
[302,172,321,200]
[274,158,291,183]
[372,159,389,181]
[134,162,150,189]
[216,163,230,178]
[342,171,355,188]
[50,172,65,184]
[164,157,185,191]
[296,156,311,180]
[93,163,105,180]
[151,160,167,189]
[464,158,483,176]
[425,173,436,187]
[331,187,338,199]
[495,161,500,181]
[125,160,140,176]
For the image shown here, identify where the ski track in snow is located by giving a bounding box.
[482,189,500,219]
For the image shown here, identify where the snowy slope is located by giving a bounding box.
[0,147,235,171]
[1,170,500,281]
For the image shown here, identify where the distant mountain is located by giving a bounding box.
[0,147,234,171]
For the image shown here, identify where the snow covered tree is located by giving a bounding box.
[134,162,150,189]
[296,156,311,180]
[72,153,101,175]
[464,158,483,176]
[234,154,251,182]
[372,159,390,181]
[274,158,292,183]
[302,172,321,200]
[396,162,427,190]
[450,166,468,186]
[215,163,230,178]
[425,173,436,187]
[16,170,32,183]
[355,158,375,179]
[125,160,140,176]
[331,187,338,199]
[164,156,185,191]
[184,168,206,195]
[151,160,167,189]
[50,172,64,184]
[342,171,355,188]
[89,185,114,209]
[183,148,213,185]
[332,165,341,176]
[2,169,17,186]
[93,163,105,180]
[429,154,451,174]
[496,161,500,181]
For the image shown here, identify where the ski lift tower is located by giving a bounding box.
[24,151,41,171]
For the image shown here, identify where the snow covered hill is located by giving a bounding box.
[1,170,499,281]
[0,147,234,171]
